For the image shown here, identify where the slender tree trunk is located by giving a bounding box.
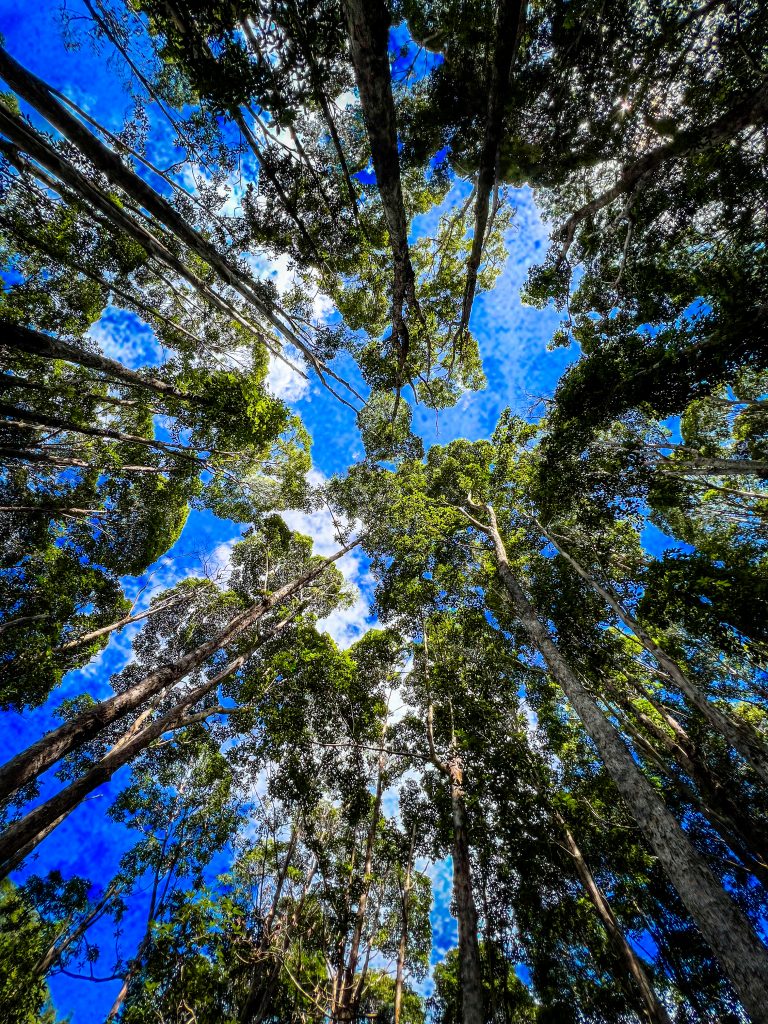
[0,649,250,876]
[393,824,416,1024]
[534,519,768,783]
[55,589,204,655]
[0,541,357,804]
[284,4,363,229]
[460,0,525,333]
[3,320,192,403]
[557,81,768,256]
[340,749,386,1022]
[0,446,165,473]
[34,880,119,977]
[0,58,343,388]
[0,402,206,464]
[0,50,291,341]
[240,825,299,1023]
[448,750,484,1024]
[477,503,768,1023]
[424,650,483,1024]
[554,810,672,1024]
[661,457,768,479]
[609,687,768,884]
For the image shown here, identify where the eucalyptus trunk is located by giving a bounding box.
[536,520,768,784]
[554,811,672,1024]
[0,650,248,876]
[481,505,768,1023]
[448,751,484,1024]
[394,825,416,1024]
[4,320,194,403]
[342,0,415,358]
[0,541,356,805]
[338,750,386,1022]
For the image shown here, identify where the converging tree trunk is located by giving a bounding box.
[342,0,416,368]
[533,519,768,784]
[393,823,416,1024]
[465,501,768,1024]
[427,698,484,1024]
[554,810,672,1024]
[0,540,358,805]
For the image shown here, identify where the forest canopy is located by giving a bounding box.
[1,1,768,1022]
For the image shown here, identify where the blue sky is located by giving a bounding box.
[0,1,576,1017]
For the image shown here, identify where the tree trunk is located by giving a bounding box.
[0,540,357,804]
[342,0,416,358]
[240,825,299,1023]
[0,56,337,384]
[535,520,768,784]
[554,810,672,1024]
[480,505,768,1023]
[557,81,768,257]
[460,0,525,333]
[393,824,416,1024]
[340,749,386,1022]
[0,446,165,473]
[34,880,119,977]
[0,648,249,876]
[3,320,192,404]
[55,589,203,655]
[448,751,484,1024]
[0,49,289,339]
[662,457,768,479]
[611,689,768,886]
[0,402,205,464]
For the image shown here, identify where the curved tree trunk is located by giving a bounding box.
[556,81,768,257]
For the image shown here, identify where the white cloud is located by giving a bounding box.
[87,310,164,369]
[267,352,311,402]
[281,473,374,649]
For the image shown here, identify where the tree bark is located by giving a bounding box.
[3,321,191,404]
[0,648,248,876]
[534,519,768,784]
[623,714,768,889]
[448,751,484,1024]
[55,589,203,655]
[0,402,207,464]
[554,810,672,1024]
[0,539,358,804]
[0,54,337,383]
[460,0,525,334]
[662,457,768,480]
[477,504,768,1023]
[0,446,165,473]
[393,823,416,1024]
[610,687,768,885]
[342,0,416,359]
[340,749,386,1022]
